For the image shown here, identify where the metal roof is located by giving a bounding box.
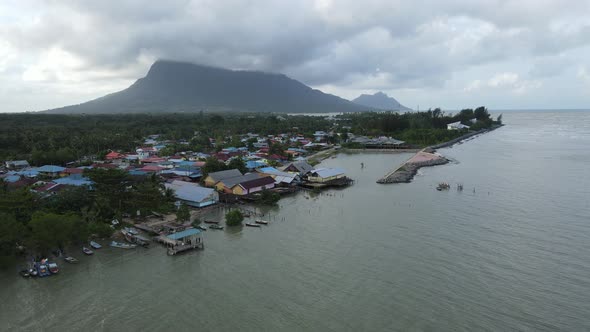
[166,228,202,240]
[207,169,242,182]
[310,168,346,178]
[221,173,260,188]
[165,180,216,203]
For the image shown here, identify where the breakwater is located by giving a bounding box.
[377,125,503,184]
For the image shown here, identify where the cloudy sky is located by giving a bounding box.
[1,0,590,112]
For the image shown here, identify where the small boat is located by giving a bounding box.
[209,224,224,230]
[48,262,59,274]
[36,259,51,277]
[124,227,139,235]
[64,256,78,264]
[204,220,219,224]
[19,269,30,278]
[90,241,102,249]
[197,225,207,231]
[110,241,137,249]
[255,219,269,225]
[245,223,261,228]
[82,247,94,255]
[29,268,38,277]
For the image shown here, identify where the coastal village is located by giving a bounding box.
[0,109,501,277]
[1,128,366,272]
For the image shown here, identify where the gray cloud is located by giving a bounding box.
[1,0,590,111]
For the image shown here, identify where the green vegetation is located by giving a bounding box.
[0,169,176,267]
[176,203,191,223]
[225,210,244,226]
[0,113,331,163]
[339,106,499,147]
[257,189,280,205]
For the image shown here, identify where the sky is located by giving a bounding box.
[1,0,590,112]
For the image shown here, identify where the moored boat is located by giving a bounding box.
[124,227,139,235]
[89,241,102,249]
[245,223,261,228]
[209,224,224,230]
[35,261,51,277]
[82,247,94,255]
[197,225,207,231]
[48,262,59,274]
[255,219,269,225]
[204,220,219,224]
[110,241,137,249]
[19,269,30,278]
[64,256,78,264]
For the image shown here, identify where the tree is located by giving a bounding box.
[29,212,82,253]
[0,212,29,267]
[202,157,227,176]
[85,168,131,218]
[225,210,244,226]
[176,203,191,223]
[258,189,280,205]
[227,157,248,174]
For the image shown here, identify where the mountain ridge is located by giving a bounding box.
[352,91,411,111]
[44,60,370,114]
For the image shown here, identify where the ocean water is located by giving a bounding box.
[1,110,589,331]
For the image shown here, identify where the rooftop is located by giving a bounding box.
[166,228,202,240]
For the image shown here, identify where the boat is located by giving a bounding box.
[110,241,137,249]
[35,260,51,277]
[64,256,78,264]
[82,247,94,255]
[124,227,139,235]
[209,224,224,230]
[245,223,261,228]
[436,182,450,191]
[89,241,102,249]
[122,229,150,247]
[29,267,38,277]
[197,225,207,231]
[48,262,59,274]
[19,269,30,278]
[255,219,269,225]
[204,220,219,224]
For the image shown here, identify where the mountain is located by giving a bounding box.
[44,60,370,114]
[352,92,411,111]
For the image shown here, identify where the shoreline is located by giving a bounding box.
[376,125,503,184]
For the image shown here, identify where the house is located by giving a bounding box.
[35,165,66,177]
[165,180,219,208]
[139,165,165,173]
[215,173,260,192]
[256,167,299,186]
[160,166,202,179]
[245,160,267,171]
[203,169,242,187]
[308,168,346,183]
[230,176,276,195]
[53,174,93,187]
[105,151,126,160]
[283,161,313,176]
[313,131,328,142]
[447,121,470,130]
[165,228,203,255]
[5,160,30,170]
[61,168,85,176]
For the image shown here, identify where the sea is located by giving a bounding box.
[1,110,589,331]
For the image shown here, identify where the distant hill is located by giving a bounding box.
[44,60,370,114]
[352,92,411,111]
